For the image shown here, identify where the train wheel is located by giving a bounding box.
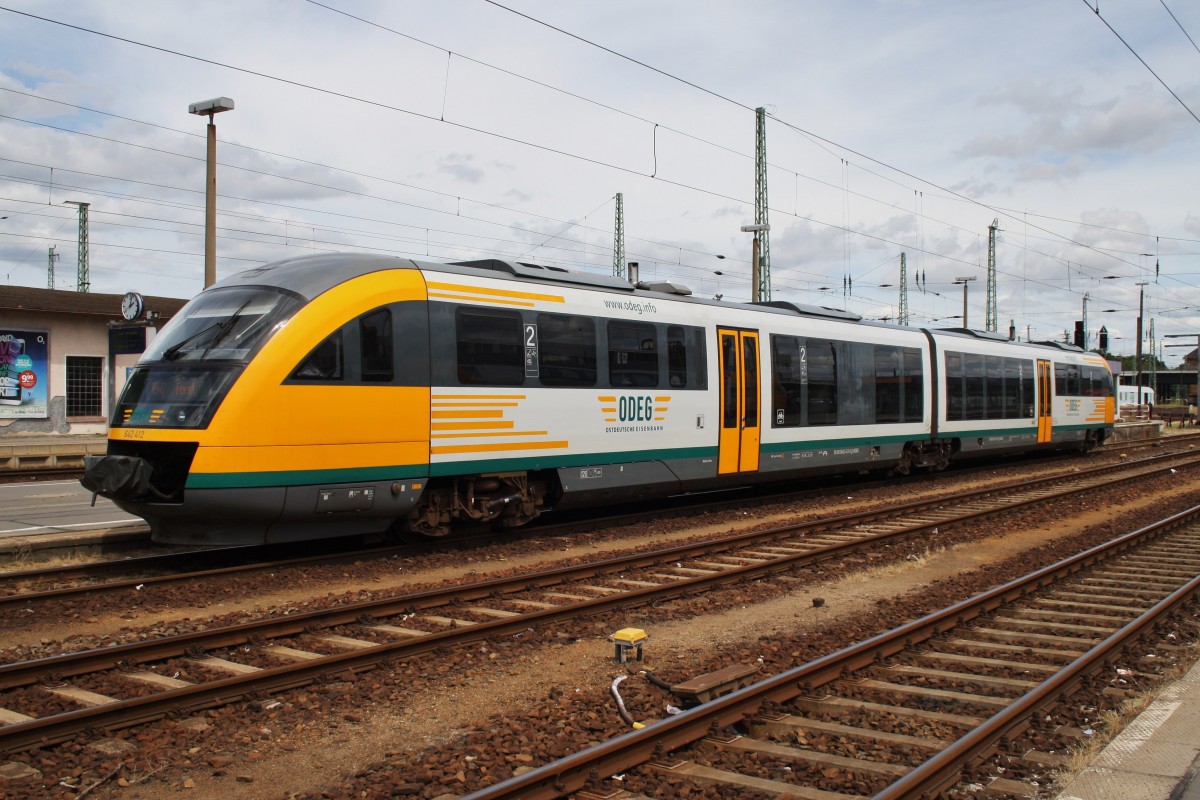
[404,489,452,537]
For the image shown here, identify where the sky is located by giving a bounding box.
[1,0,1199,366]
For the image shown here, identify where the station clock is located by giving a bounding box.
[121,291,145,321]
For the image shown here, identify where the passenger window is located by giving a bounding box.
[964,353,985,420]
[538,313,596,387]
[945,352,964,421]
[360,308,393,383]
[609,321,658,387]
[771,335,804,427]
[292,331,343,381]
[986,356,1004,419]
[807,339,837,425]
[1003,358,1021,418]
[456,308,524,386]
[902,348,923,421]
[667,326,688,387]
[874,346,900,424]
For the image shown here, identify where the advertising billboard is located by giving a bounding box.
[0,329,49,418]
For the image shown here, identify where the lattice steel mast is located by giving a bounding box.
[754,107,771,302]
[64,200,90,293]
[612,192,625,279]
[47,245,58,290]
[898,252,909,326]
[986,218,999,331]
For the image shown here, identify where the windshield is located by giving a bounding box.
[143,286,304,364]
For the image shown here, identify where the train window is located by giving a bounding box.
[292,331,344,381]
[1054,363,1082,396]
[985,356,1005,419]
[1082,367,1097,396]
[456,308,524,386]
[902,348,923,422]
[721,333,738,428]
[770,335,805,427]
[667,326,688,388]
[1002,358,1021,418]
[538,313,596,387]
[964,353,985,420]
[945,352,964,421]
[743,335,758,427]
[609,321,658,387]
[874,346,900,424]
[1091,365,1114,396]
[1021,360,1035,417]
[807,339,837,426]
[360,308,393,383]
[1080,365,1112,396]
[680,326,708,389]
[145,286,303,364]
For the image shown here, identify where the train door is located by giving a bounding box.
[717,328,760,474]
[1036,359,1053,443]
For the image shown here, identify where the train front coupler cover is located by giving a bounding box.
[82,454,156,501]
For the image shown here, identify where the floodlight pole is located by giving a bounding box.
[1135,282,1148,401]
[741,224,769,303]
[189,97,235,288]
[954,276,976,328]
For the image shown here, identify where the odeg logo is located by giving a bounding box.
[618,395,655,422]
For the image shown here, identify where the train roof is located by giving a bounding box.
[214,253,414,299]
[214,255,1095,357]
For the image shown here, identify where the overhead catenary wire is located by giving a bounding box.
[0,4,1173,288]
[0,5,1194,343]
[1083,0,1200,126]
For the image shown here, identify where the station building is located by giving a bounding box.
[1,286,186,437]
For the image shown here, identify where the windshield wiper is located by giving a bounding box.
[162,300,255,361]
[161,322,222,361]
[199,299,252,360]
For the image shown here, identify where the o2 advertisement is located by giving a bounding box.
[0,329,49,418]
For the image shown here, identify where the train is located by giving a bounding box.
[82,253,1115,546]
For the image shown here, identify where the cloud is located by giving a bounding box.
[437,153,484,183]
[958,80,1189,182]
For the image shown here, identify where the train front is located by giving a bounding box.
[82,282,306,543]
[82,255,433,545]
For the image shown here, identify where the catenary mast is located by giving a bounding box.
[754,107,771,302]
[612,192,625,279]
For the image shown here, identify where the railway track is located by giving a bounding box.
[5,430,1197,570]
[2,442,1197,609]
[458,505,1200,800]
[0,446,1197,755]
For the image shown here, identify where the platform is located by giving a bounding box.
[1056,655,1200,800]
[0,434,107,469]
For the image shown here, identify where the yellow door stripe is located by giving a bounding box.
[429,292,534,307]
[432,430,549,439]
[432,440,569,455]
[434,394,527,400]
[432,402,519,407]
[432,421,515,431]
[427,282,564,303]
[433,409,504,419]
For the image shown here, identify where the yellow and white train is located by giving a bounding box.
[83,253,1115,545]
